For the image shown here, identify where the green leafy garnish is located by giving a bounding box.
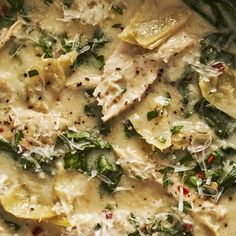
[84,102,110,136]
[147,110,159,121]
[159,167,174,189]
[0,0,27,29]
[127,211,193,236]
[44,0,53,5]
[4,220,20,231]
[112,5,124,15]
[61,130,122,194]
[63,0,74,8]
[194,98,236,138]
[28,69,39,77]
[73,27,109,70]
[200,32,236,68]
[36,31,57,58]
[171,125,184,134]
[112,23,122,29]
[0,130,57,173]
[183,0,236,32]
[177,68,198,106]
[123,120,138,138]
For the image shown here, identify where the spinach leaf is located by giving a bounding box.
[200,32,236,68]
[0,131,57,173]
[61,130,122,194]
[0,0,27,29]
[159,167,174,189]
[84,102,110,136]
[36,31,57,58]
[73,27,109,70]
[177,68,198,106]
[183,0,236,32]
[123,120,138,138]
[194,98,236,138]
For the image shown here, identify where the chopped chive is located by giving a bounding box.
[28,69,39,77]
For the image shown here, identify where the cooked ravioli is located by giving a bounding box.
[0,0,235,235]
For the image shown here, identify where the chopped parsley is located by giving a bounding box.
[171,125,184,134]
[123,120,138,138]
[28,69,39,77]
[147,110,159,121]
[112,5,124,15]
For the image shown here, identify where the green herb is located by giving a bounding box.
[73,27,109,70]
[175,147,236,200]
[183,0,236,32]
[9,41,25,58]
[84,102,110,136]
[194,98,236,138]
[123,120,138,138]
[0,131,57,173]
[127,231,140,236]
[112,5,124,15]
[127,213,140,228]
[200,32,236,68]
[94,223,101,231]
[44,0,53,5]
[159,167,174,188]
[36,31,57,58]
[63,0,74,8]
[61,130,122,194]
[0,0,26,29]
[171,125,184,134]
[177,68,198,106]
[112,23,122,29]
[127,212,193,236]
[4,220,20,231]
[28,69,39,77]
[159,136,166,144]
[147,110,159,121]
[98,155,123,194]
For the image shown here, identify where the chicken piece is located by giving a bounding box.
[93,42,160,121]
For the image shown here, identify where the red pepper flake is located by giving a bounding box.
[196,171,205,179]
[0,126,4,133]
[32,226,44,236]
[102,209,113,220]
[177,185,189,196]
[212,62,225,72]
[1,4,8,16]
[183,223,193,233]
[207,155,215,164]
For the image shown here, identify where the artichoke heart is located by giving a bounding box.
[199,66,236,119]
[0,185,55,220]
[118,2,191,49]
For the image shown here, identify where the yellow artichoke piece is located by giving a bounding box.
[199,66,236,119]
[118,2,191,49]
[1,185,55,220]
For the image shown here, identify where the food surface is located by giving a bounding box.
[0,0,236,235]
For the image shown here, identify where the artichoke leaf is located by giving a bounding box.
[199,66,236,119]
[118,2,191,49]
